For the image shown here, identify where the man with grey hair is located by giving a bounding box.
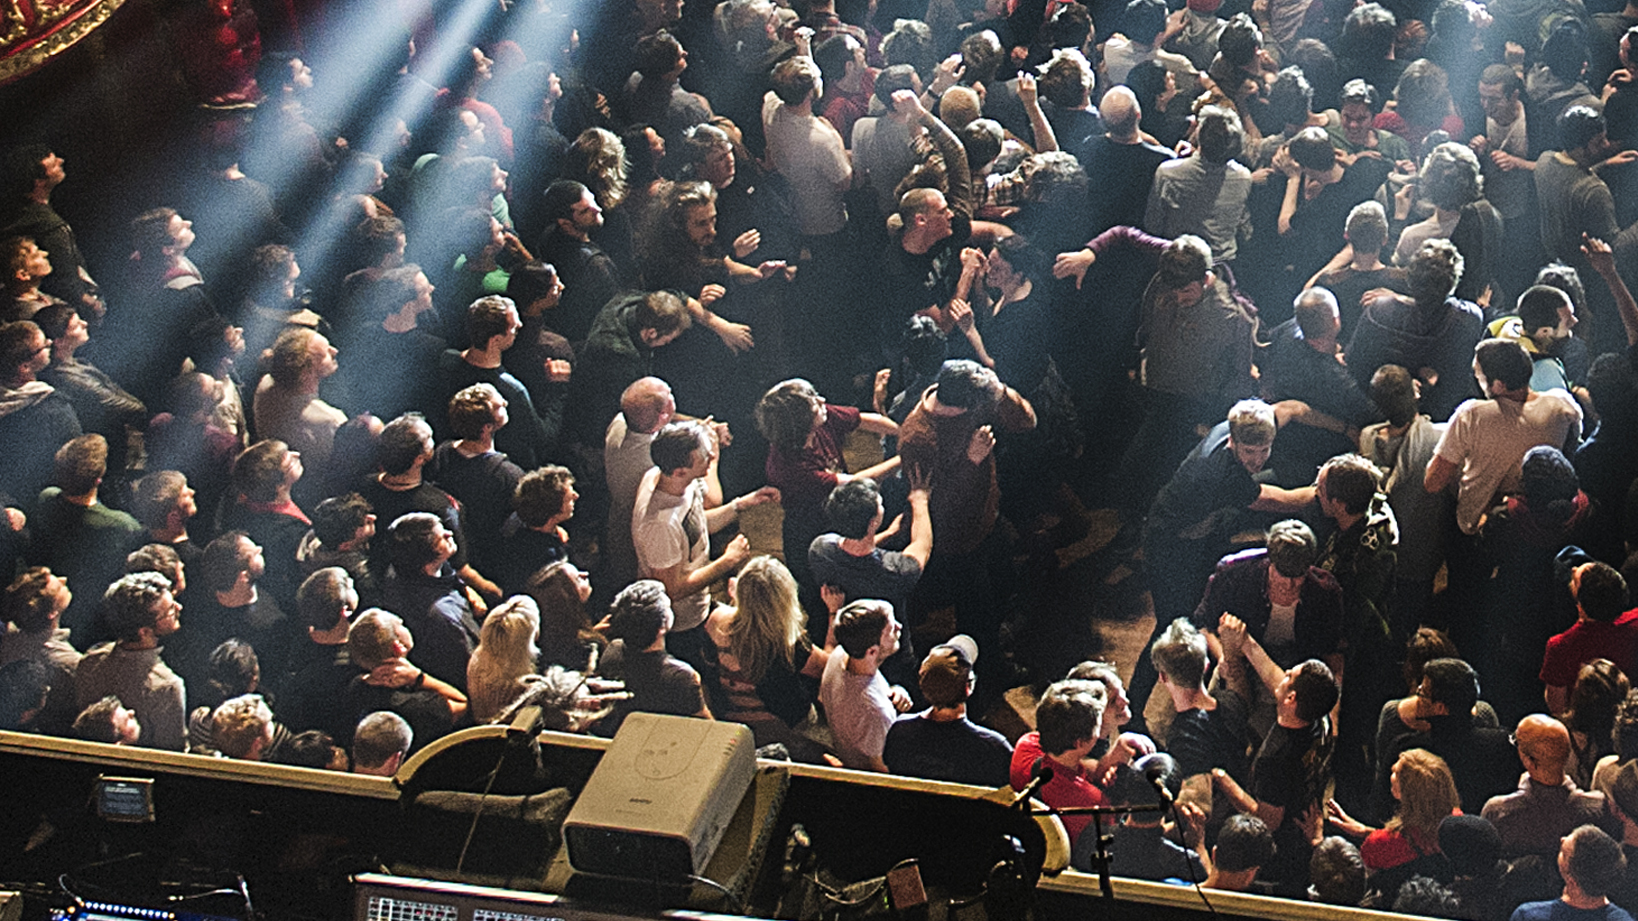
[1260,286,1380,482]
[1081,86,1173,236]
[352,711,412,776]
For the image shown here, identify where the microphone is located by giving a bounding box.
[1143,759,1174,807]
[1013,757,1054,809]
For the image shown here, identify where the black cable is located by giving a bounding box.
[1167,798,1218,921]
[686,873,741,912]
[453,743,511,877]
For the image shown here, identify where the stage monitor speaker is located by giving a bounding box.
[563,714,755,882]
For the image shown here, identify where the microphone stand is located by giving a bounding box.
[1031,802,1173,899]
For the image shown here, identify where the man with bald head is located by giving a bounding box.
[605,376,679,592]
[1081,86,1173,237]
[1482,714,1623,858]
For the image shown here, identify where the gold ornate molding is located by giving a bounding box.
[0,0,128,85]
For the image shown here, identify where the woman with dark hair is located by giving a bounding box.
[1566,659,1631,788]
[755,377,899,599]
[1125,62,1192,150]
[527,560,604,672]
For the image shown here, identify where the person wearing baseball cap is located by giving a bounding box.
[882,634,1013,787]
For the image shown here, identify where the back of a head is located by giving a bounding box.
[1195,105,1244,164]
[1035,678,1106,755]
[832,599,891,659]
[1309,836,1366,905]
[825,478,882,539]
[377,414,431,475]
[1408,238,1464,305]
[935,359,997,410]
[1392,60,1451,128]
[1474,337,1533,391]
[1294,287,1339,340]
[200,531,252,594]
[1517,284,1573,335]
[312,492,373,548]
[1370,364,1419,427]
[514,466,574,529]
[1346,200,1391,254]
[1439,814,1502,877]
[1566,825,1628,897]
[1123,0,1168,43]
[1516,713,1572,770]
[608,579,672,648]
[1421,657,1479,715]
[960,119,1005,171]
[1039,49,1093,108]
[1542,18,1590,81]
[233,439,292,502]
[353,710,413,772]
[0,659,49,730]
[1343,4,1396,59]
[1560,105,1607,153]
[1577,562,1629,623]
[1520,445,1580,512]
[1393,877,1459,917]
[1419,142,1482,211]
[1287,126,1337,172]
[297,567,354,632]
[1266,67,1314,128]
[1157,235,1212,288]
[1150,617,1208,688]
[103,572,170,644]
[55,433,108,496]
[347,608,403,671]
[543,179,592,225]
[387,512,444,573]
[634,289,690,338]
[1319,454,1381,516]
[1100,87,1142,139]
[1215,814,1274,873]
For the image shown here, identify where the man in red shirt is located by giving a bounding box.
[1542,561,1638,715]
[1009,678,1108,846]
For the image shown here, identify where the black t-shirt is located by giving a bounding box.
[808,535,923,621]
[1250,719,1334,893]
[426,442,524,568]
[342,675,457,752]
[489,515,569,598]
[1166,687,1254,785]
[595,640,704,735]
[883,713,1013,787]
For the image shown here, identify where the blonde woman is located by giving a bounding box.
[1328,748,1460,893]
[704,556,833,761]
[466,595,542,722]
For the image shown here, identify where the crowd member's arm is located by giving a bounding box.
[920,54,965,114]
[950,297,996,367]
[1274,146,1302,236]
[652,533,752,599]
[704,486,780,532]
[1018,72,1058,153]
[369,659,470,720]
[1250,483,1316,513]
[1424,455,1459,495]
[685,292,755,353]
[901,467,934,569]
[1584,233,1638,346]
[1052,225,1171,289]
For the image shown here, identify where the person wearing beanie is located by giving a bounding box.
[1441,814,1509,921]
[882,634,1012,786]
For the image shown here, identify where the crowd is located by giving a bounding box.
[3,0,1638,913]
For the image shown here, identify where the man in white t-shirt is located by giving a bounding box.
[606,377,676,591]
[819,599,912,771]
[632,421,778,666]
[1425,338,1582,536]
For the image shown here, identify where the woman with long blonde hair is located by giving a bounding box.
[1329,748,1460,897]
[467,595,542,723]
[704,556,832,761]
